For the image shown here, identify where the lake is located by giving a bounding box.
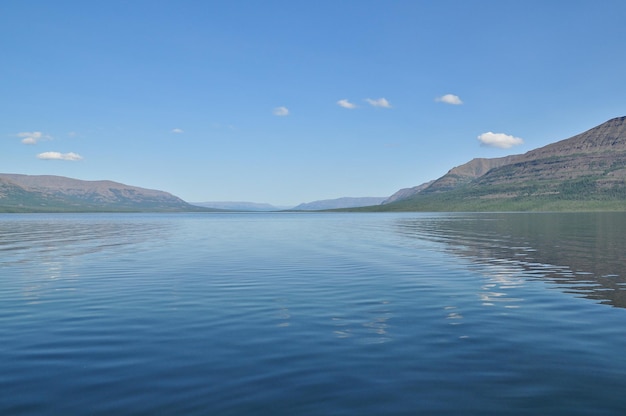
[2,212,626,415]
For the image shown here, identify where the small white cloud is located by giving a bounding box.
[17,131,51,145]
[17,131,42,139]
[273,106,290,116]
[37,151,83,161]
[21,137,39,145]
[477,132,524,149]
[171,128,184,134]
[365,98,391,108]
[337,99,357,109]
[436,94,463,105]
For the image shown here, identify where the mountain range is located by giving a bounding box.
[0,174,210,212]
[192,201,284,211]
[2,116,626,212]
[192,198,388,211]
[291,197,387,211]
[372,116,626,211]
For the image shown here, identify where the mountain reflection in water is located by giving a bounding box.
[395,212,626,308]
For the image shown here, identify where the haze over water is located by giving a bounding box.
[2,212,626,415]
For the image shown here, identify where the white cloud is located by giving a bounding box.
[273,106,289,116]
[477,132,524,149]
[37,151,83,161]
[21,137,38,145]
[337,99,357,109]
[171,128,184,134]
[365,98,391,108]
[17,131,51,145]
[436,94,463,105]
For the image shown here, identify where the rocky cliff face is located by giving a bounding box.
[520,116,626,161]
[384,116,626,209]
[474,116,626,191]
[0,174,203,212]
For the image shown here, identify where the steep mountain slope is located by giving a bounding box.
[0,174,207,212]
[384,156,521,203]
[383,180,434,203]
[520,116,626,160]
[472,116,626,192]
[377,116,626,211]
[419,156,520,194]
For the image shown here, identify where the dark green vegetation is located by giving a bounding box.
[0,174,213,213]
[360,116,626,212]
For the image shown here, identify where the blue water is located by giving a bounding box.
[2,212,626,415]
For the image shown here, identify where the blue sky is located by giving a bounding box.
[2,0,626,206]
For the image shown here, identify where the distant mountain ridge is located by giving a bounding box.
[292,197,386,210]
[6,117,625,213]
[192,201,284,211]
[376,116,626,211]
[0,174,209,212]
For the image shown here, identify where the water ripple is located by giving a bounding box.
[3,212,626,415]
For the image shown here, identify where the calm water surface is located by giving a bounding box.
[2,212,626,415]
